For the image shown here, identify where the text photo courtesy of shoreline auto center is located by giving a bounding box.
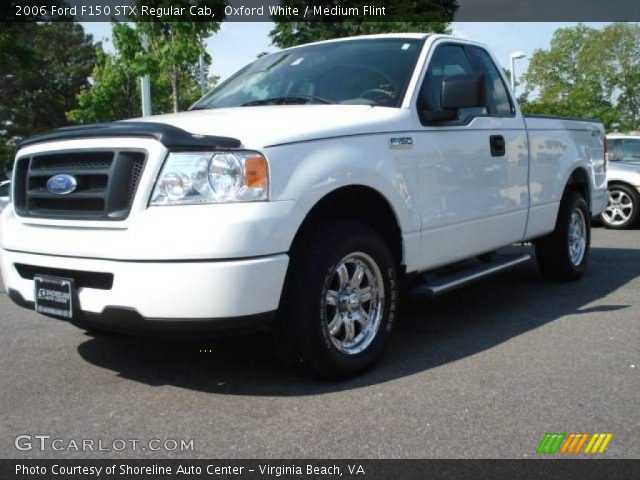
[0,0,639,478]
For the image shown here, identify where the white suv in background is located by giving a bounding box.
[602,134,640,229]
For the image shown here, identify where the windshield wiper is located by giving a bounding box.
[241,95,334,106]
[189,105,217,111]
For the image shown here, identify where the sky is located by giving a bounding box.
[81,22,612,96]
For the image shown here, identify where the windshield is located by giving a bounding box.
[193,38,423,109]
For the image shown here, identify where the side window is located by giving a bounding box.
[620,139,640,162]
[419,45,485,123]
[467,46,514,116]
[608,139,622,161]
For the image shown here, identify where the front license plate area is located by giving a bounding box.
[34,275,75,320]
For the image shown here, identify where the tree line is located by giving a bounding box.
[2,18,639,176]
[520,23,640,133]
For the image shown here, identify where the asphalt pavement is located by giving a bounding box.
[1,227,638,459]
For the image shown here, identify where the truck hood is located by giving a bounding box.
[129,105,410,149]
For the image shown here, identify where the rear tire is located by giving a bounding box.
[535,190,590,281]
[273,221,398,380]
[600,184,639,229]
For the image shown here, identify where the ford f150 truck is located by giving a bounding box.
[0,34,607,378]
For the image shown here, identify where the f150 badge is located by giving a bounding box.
[389,137,413,149]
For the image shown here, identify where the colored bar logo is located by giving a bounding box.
[537,433,613,454]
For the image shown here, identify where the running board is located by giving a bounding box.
[410,253,532,297]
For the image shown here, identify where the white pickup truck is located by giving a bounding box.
[0,34,607,378]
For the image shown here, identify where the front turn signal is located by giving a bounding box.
[245,155,268,190]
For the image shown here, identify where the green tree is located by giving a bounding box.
[520,24,622,130]
[117,1,224,112]
[68,46,141,124]
[143,22,219,112]
[0,22,37,173]
[598,23,640,130]
[69,22,221,123]
[4,23,95,136]
[270,0,458,48]
[0,22,95,172]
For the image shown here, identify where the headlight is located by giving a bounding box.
[150,151,268,205]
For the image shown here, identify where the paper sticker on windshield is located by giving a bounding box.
[389,137,413,149]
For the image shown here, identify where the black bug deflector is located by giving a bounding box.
[19,121,242,151]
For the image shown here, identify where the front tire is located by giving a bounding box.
[274,221,398,379]
[600,184,638,229]
[535,190,590,281]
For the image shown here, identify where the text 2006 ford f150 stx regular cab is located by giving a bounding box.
[0,34,607,378]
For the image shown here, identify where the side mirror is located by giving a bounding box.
[441,73,485,110]
[419,73,485,124]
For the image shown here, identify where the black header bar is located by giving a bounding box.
[1,0,640,22]
[2,459,640,480]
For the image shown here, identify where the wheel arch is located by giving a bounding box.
[565,167,591,212]
[289,184,405,268]
[608,179,640,192]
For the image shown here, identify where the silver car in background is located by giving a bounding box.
[0,180,10,213]
[602,134,640,229]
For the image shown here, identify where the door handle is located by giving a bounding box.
[490,135,506,157]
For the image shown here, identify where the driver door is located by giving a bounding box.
[414,42,529,269]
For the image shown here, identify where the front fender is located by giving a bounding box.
[265,136,421,234]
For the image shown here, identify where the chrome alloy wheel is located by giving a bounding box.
[602,189,634,226]
[568,208,587,266]
[323,252,385,355]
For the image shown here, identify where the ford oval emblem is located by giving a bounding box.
[46,174,77,195]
